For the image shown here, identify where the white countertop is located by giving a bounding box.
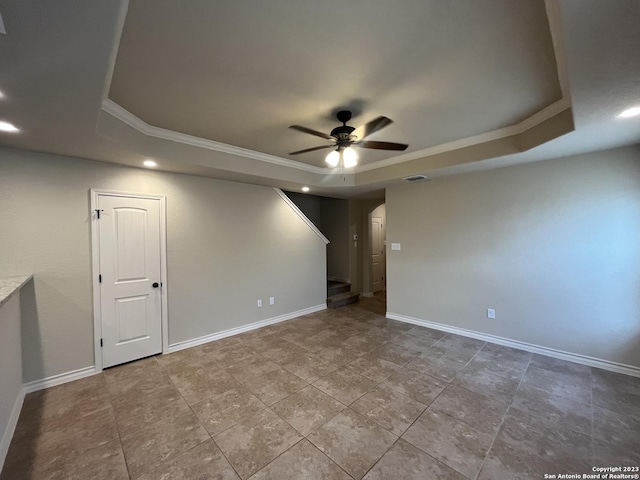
[0,275,33,307]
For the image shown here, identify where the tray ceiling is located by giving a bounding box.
[109,0,563,168]
[1,0,639,198]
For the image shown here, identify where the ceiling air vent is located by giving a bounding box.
[403,175,428,182]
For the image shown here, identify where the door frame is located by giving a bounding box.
[90,189,169,372]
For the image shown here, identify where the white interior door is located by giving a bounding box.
[97,194,163,368]
[371,215,385,292]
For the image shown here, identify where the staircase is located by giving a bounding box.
[326,280,359,309]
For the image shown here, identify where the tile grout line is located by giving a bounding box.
[124,321,487,479]
[15,376,134,480]
[245,307,401,478]
[380,334,488,479]
[327,332,471,478]
[358,436,403,480]
[173,327,345,479]
[156,355,244,480]
[11,300,629,479]
[344,350,435,476]
[472,349,533,480]
[223,314,358,479]
[102,371,135,480]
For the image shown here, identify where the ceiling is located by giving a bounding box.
[0,0,639,198]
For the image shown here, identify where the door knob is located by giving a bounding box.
[152,282,159,288]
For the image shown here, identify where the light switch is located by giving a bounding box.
[391,243,401,251]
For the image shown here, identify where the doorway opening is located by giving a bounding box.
[369,203,386,294]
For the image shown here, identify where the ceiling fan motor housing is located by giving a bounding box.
[331,125,356,146]
[332,110,356,146]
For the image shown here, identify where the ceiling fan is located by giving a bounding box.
[289,110,408,168]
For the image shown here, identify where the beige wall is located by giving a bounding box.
[284,192,352,284]
[0,148,326,382]
[348,199,363,293]
[283,191,322,227]
[0,293,22,464]
[283,192,390,293]
[387,146,640,368]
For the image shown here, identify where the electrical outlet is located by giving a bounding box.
[257,299,262,308]
[487,308,495,319]
[269,297,275,306]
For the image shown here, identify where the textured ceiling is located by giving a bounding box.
[109,0,562,167]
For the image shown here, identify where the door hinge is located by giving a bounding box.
[95,209,103,219]
[99,274,102,283]
[100,338,103,347]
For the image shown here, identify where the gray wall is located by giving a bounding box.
[284,192,322,227]
[285,192,351,283]
[387,146,640,368]
[0,294,22,465]
[0,148,326,382]
[348,199,363,294]
[320,197,350,283]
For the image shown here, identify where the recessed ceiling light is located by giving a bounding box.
[0,120,19,132]
[302,186,310,193]
[0,90,5,99]
[143,160,157,167]
[618,106,640,118]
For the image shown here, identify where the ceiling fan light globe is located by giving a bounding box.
[343,147,358,168]
[325,150,340,167]
[343,156,358,168]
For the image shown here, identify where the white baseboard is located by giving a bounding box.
[387,312,640,378]
[167,304,327,354]
[23,366,98,394]
[0,385,25,473]
[1,366,96,471]
[1,305,326,469]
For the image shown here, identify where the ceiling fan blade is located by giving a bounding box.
[353,116,393,140]
[289,145,334,155]
[355,140,409,151]
[289,125,333,140]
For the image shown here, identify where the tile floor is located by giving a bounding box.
[2,295,639,479]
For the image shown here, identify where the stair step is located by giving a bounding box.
[327,292,359,309]
[327,281,350,296]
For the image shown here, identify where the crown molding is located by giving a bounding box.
[100,1,571,181]
[545,0,572,101]
[102,99,329,174]
[104,97,571,178]
[356,1,572,173]
[354,98,571,173]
